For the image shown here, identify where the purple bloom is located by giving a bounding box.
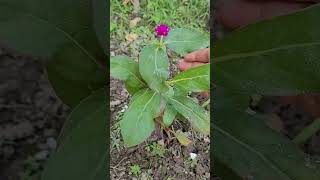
[155,24,170,37]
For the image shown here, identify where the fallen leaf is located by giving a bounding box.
[123,0,131,5]
[129,17,141,28]
[174,130,192,146]
[125,33,138,42]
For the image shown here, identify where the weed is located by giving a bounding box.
[146,142,166,157]
[130,164,141,176]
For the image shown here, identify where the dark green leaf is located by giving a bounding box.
[163,104,177,127]
[165,28,209,56]
[167,96,209,134]
[111,56,147,95]
[42,89,107,180]
[213,5,320,95]
[47,30,106,107]
[139,44,169,92]
[92,0,107,54]
[0,0,100,58]
[213,88,320,179]
[168,64,209,93]
[121,89,161,147]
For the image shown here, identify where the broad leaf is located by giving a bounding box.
[167,96,209,134]
[213,88,320,179]
[213,5,320,95]
[163,104,177,127]
[165,28,209,56]
[111,55,146,95]
[92,0,107,54]
[0,0,101,58]
[139,44,169,92]
[121,89,161,147]
[42,89,107,180]
[168,64,210,93]
[0,1,107,106]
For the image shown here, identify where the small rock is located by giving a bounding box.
[46,137,57,150]
[34,150,49,160]
[110,100,121,107]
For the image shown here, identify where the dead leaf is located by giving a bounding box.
[123,0,131,5]
[174,130,192,146]
[125,33,138,42]
[129,17,141,28]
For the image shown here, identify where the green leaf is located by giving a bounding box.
[167,96,209,134]
[213,88,320,179]
[47,30,106,107]
[168,64,209,93]
[163,104,177,127]
[139,44,169,92]
[111,56,147,95]
[92,0,107,54]
[121,89,161,147]
[42,89,107,180]
[0,0,101,58]
[165,28,209,56]
[213,5,320,95]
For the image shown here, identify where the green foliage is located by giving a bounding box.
[130,164,141,176]
[146,142,166,157]
[120,89,161,147]
[0,0,107,107]
[163,104,177,127]
[165,28,209,56]
[110,56,146,95]
[168,64,210,93]
[42,89,107,180]
[111,28,210,147]
[139,44,169,92]
[213,5,320,179]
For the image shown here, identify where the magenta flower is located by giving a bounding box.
[155,24,170,37]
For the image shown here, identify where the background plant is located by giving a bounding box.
[213,5,320,179]
[0,0,107,179]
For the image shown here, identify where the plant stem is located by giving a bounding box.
[293,118,320,145]
[160,36,163,46]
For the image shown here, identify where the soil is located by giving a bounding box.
[0,49,69,180]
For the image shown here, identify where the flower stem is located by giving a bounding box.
[293,118,320,145]
[160,36,163,46]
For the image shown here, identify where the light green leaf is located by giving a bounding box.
[174,130,192,146]
[111,56,146,95]
[168,64,209,93]
[165,28,209,56]
[121,89,161,147]
[213,5,320,95]
[213,88,320,179]
[42,89,107,180]
[163,104,177,127]
[139,44,169,92]
[167,96,209,134]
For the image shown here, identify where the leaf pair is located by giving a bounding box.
[213,4,320,179]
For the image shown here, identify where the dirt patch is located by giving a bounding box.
[0,49,69,180]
